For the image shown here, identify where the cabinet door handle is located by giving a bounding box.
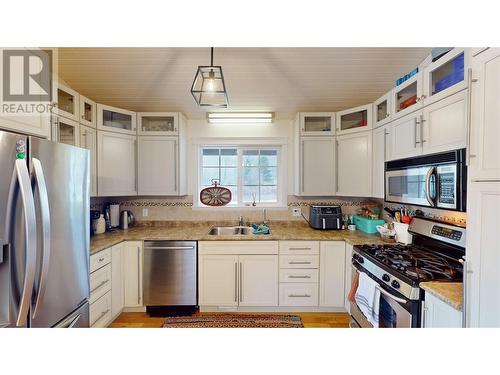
[459,257,471,328]
[91,309,110,327]
[421,301,428,328]
[239,262,243,303]
[300,140,305,193]
[288,294,311,298]
[288,247,311,251]
[335,140,339,193]
[414,118,421,147]
[288,275,311,279]
[420,115,426,143]
[289,261,311,265]
[90,279,109,294]
[137,247,141,305]
[466,68,478,165]
[174,140,178,193]
[234,262,238,303]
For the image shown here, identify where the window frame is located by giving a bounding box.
[196,143,287,209]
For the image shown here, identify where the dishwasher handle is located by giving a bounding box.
[144,246,195,250]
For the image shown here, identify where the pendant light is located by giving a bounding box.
[191,47,229,108]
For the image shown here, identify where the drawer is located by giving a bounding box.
[90,248,111,273]
[89,263,112,304]
[280,241,319,255]
[279,255,319,269]
[279,283,319,306]
[279,269,319,283]
[90,291,112,328]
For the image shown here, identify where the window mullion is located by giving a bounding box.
[238,148,243,206]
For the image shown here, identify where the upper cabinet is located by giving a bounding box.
[422,48,468,106]
[80,125,98,197]
[336,104,372,135]
[52,116,79,147]
[469,48,500,181]
[0,113,50,139]
[373,91,392,128]
[137,112,179,136]
[79,95,97,128]
[372,124,390,199]
[391,72,423,120]
[97,103,137,136]
[53,83,80,122]
[299,112,335,136]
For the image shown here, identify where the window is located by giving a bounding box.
[199,146,281,207]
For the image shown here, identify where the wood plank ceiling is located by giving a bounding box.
[58,47,432,119]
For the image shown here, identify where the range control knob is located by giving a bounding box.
[391,280,400,289]
[357,256,364,264]
[382,274,390,282]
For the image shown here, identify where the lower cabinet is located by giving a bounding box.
[239,255,279,306]
[422,292,462,328]
[319,242,346,308]
[111,243,124,319]
[89,248,112,328]
[199,255,239,306]
[123,241,144,308]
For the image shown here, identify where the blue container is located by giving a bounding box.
[352,215,386,235]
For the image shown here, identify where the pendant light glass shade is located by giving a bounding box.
[191,48,229,108]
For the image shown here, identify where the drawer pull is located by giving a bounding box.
[288,247,311,251]
[90,279,109,294]
[288,294,311,298]
[91,308,110,326]
[289,261,311,265]
[288,275,311,279]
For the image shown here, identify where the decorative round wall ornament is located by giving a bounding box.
[200,179,232,206]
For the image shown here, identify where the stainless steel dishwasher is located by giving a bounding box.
[143,241,197,306]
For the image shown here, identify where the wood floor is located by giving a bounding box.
[109,311,350,328]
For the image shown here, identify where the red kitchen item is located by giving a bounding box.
[399,95,417,109]
[401,215,411,224]
[200,179,232,206]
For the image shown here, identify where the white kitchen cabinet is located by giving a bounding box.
[469,48,500,181]
[138,136,178,195]
[52,116,79,147]
[319,242,346,308]
[79,94,96,128]
[199,255,239,306]
[298,112,335,136]
[296,137,336,196]
[336,104,372,135]
[391,72,423,120]
[279,283,319,306]
[53,82,80,122]
[137,112,179,136]
[336,131,372,196]
[123,241,143,308]
[422,89,467,155]
[422,48,468,107]
[465,181,500,327]
[97,130,137,196]
[388,111,422,161]
[238,255,279,307]
[372,124,390,198]
[97,103,137,136]
[0,113,50,139]
[373,90,392,128]
[79,125,97,197]
[90,292,112,328]
[111,243,124,319]
[422,292,462,328]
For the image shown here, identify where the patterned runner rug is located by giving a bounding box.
[163,313,304,328]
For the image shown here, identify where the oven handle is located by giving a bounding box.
[376,285,407,304]
[425,167,436,207]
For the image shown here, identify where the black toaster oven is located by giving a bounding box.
[309,205,342,230]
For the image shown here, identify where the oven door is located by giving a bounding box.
[350,264,414,328]
[385,166,436,207]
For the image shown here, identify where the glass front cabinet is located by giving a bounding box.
[373,91,392,128]
[52,116,79,147]
[391,72,423,120]
[97,103,137,135]
[79,95,97,128]
[53,83,80,122]
[336,104,372,135]
[422,48,468,106]
[137,112,179,136]
[299,112,335,136]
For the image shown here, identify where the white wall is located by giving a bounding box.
[186,119,294,196]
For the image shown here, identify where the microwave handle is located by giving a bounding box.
[425,167,436,207]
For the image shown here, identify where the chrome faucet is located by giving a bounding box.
[238,216,244,226]
[263,209,268,225]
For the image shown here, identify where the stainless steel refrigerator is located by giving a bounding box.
[0,129,90,328]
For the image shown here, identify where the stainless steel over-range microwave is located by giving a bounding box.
[385,149,467,212]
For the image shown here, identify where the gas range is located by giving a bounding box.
[352,217,465,301]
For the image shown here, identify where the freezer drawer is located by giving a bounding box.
[143,241,197,306]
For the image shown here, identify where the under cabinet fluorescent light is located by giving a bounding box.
[207,112,274,123]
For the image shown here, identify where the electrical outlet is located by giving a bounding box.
[292,208,301,217]
[142,208,149,217]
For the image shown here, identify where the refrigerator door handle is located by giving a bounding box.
[7,159,37,326]
[31,158,51,319]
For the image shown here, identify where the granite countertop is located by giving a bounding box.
[90,221,389,255]
[420,282,463,311]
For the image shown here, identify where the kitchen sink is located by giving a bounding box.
[207,226,253,236]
